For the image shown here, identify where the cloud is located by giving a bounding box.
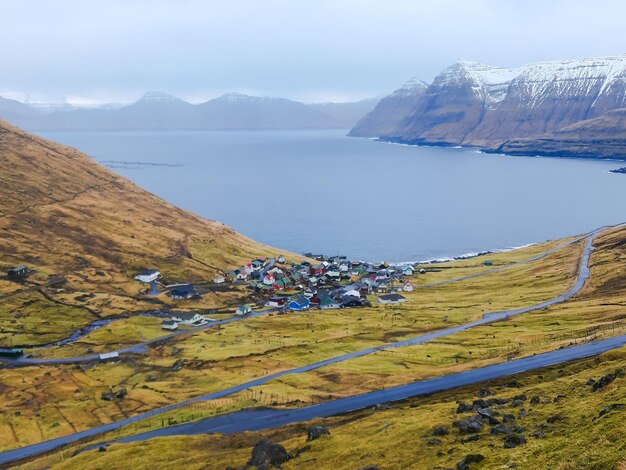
[1,0,624,103]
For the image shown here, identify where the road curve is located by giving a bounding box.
[0,226,617,465]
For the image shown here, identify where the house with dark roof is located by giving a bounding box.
[377,293,407,304]
[169,284,197,300]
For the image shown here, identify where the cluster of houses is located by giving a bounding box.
[224,254,424,313]
[137,254,428,331]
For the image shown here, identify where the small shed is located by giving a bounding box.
[483,260,494,267]
[213,276,226,284]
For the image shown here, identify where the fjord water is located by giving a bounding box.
[41,130,626,262]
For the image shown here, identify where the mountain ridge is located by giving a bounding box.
[351,55,626,159]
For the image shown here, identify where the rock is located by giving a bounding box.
[553,395,566,403]
[248,438,291,470]
[306,425,330,441]
[427,438,442,446]
[513,394,527,402]
[359,466,379,470]
[531,430,545,438]
[456,454,485,470]
[453,417,483,434]
[171,359,185,371]
[546,414,562,424]
[146,375,157,382]
[596,403,626,419]
[100,392,115,401]
[461,434,482,443]
[114,388,127,399]
[530,396,540,405]
[456,402,473,413]
[486,398,509,406]
[433,425,450,436]
[490,425,513,435]
[98,446,106,452]
[476,408,501,425]
[517,409,527,420]
[503,435,527,448]
[511,399,524,407]
[472,399,489,409]
[502,414,515,423]
[478,388,495,398]
[592,372,618,391]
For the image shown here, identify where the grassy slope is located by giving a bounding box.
[0,120,285,345]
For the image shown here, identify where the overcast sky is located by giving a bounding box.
[1,0,625,104]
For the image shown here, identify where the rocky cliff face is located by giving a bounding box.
[355,55,626,158]
[348,78,427,137]
[491,108,626,159]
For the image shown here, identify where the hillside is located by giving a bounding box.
[0,120,280,344]
[353,55,626,159]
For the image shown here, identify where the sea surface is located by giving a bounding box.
[40,129,626,262]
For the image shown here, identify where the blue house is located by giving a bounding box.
[288,297,310,311]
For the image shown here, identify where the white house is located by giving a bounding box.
[134,269,160,283]
[402,266,415,276]
[277,254,286,263]
[213,276,225,284]
[326,270,341,278]
[161,319,179,330]
[403,282,414,292]
[171,312,205,325]
[235,305,252,316]
[343,289,360,298]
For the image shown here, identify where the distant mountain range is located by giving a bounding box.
[0,92,378,131]
[350,55,626,159]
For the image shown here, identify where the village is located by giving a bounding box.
[131,253,430,331]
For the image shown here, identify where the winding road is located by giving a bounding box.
[0,224,622,465]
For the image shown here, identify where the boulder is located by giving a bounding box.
[596,403,625,419]
[453,417,483,434]
[248,438,291,470]
[592,372,618,391]
[100,392,115,401]
[476,408,501,425]
[359,466,379,470]
[456,402,473,413]
[306,425,330,441]
[517,409,527,420]
[478,388,495,398]
[456,454,485,470]
[503,435,527,448]
[530,396,540,405]
[114,388,127,399]
[433,425,450,436]
[427,438,442,446]
[490,425,513,435]
[461,435,482,443]
[502,414,515,423]
[511,399,524,407]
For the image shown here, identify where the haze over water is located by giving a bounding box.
[41,130,626,262]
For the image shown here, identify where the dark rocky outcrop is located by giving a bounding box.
[456,454,485,470]
[306,425,330,441]
[503,435,527,448]
[433,425,450,436]
[248,438,291,470]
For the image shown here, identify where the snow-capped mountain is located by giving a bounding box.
[352,55,626,157]
[349,77,427,137]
